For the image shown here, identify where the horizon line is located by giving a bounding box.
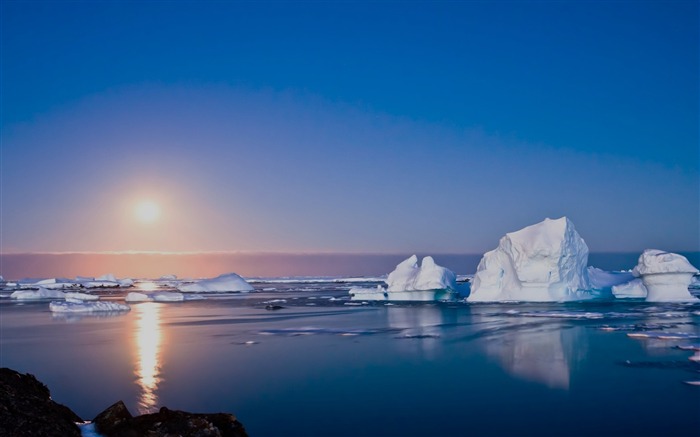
[2,250,696,256]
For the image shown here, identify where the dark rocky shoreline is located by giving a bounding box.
[0,368,248,437]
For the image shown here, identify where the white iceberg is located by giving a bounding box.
[587,267,635,290]
[159,274,178,281]
[96,273,117,282]
[49,299,130,313]
[64,292,100,301]
[611,278,647,299]
[118,278,134,287]
[24,278,82,290]
[177,273,253,293]
[468,217,592,302]
[125,291,205,302]
[349,256,457,301]
[10,287,66,300]
[632,249,698,302]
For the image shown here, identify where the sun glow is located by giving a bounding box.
[134,302,162,414]
[135,200,160,224]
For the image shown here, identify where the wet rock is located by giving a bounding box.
[0,367,82,437]
[94,404,248,437]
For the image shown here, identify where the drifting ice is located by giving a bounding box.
[49,300,130,313]
[349,255,457,301]
[177,273,253,293]
[632,249,698,302]
[126,291,205,302]
[10,288,66,300]
[468,217,592,302]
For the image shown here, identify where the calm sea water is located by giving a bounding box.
[1,281,699,437]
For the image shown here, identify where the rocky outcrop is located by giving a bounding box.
[93,401,248,437]
[0,368,248,437]
[0,368,82,437]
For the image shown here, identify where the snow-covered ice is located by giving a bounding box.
[10,287,66,300]
[125,292,151,302]
[177,273,253,293]
[349,256,457,301]
[611,278,647,299]
[125,291,205,302]
[64,292,100,301]
[632,250,698,302]
[49,300,130,313]
[468,217,592,302]
[588,267,635,290]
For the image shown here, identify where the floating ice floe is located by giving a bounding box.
[349,255,457,302]
[10,287,66,300]
[49,299,130,313]
[64,292,99,301]
[611,278,647,299]
[630,250,698,302]
[125,291,204,302]
[177,273,253,293]
[468,217,593,302]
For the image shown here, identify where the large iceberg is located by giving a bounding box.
[177,273,253,293]
[468,217,592,302]
[10,287,66,300]
[632,249,698,302]
[349,255,457,301]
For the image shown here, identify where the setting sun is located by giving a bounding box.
[135,200,160,224]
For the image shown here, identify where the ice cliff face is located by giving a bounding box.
[386,255,457,292]
[468,217,591,302]
[632,249,698,302]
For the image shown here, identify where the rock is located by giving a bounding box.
[0,368,82,437]
[94,404,248,437]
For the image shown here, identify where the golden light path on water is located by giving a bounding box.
[134,299,162,414]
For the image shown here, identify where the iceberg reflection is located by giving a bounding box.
[387,306,444,357]
[484,325,585,390]
[134,302,162,414]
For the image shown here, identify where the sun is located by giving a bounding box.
[135,200,160,224]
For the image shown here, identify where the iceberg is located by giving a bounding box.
[23,278,82,290]
[49,299,130,313]
[64,292,100,301]
[96,273,117,282]
[177,273,253,293]
[118,278,135,287]
[468,217,592,302]
[125,291,205,302]
[588,267,635,290]
[611,278,647,299]
[10,287,66,300]
[632,249,698,302]
[349,256,457,301]
[125,292,151,302]
[159,274,178,281]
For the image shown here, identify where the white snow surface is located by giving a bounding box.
[96,273,118,282]
[632,250,698,302]
[177,273,253,293]
[64,292,100,301]
[125,292,151,302]
[588,267,635,289]
[49,300,130,313]
[10,287,66,300]
[611,278,647,299]
[468,217,592,302]
[386,255,457,292]
[126,291,204,302]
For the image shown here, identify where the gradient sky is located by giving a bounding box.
[1,1,698,258]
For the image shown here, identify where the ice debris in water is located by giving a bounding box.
[177,273,253,293]
[468,217,592,302]
[626,332,700,340]
[49,300,130,313]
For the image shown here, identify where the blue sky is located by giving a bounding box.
[1,1,698,255]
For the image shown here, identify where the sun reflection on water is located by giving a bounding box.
[134,302,162,414]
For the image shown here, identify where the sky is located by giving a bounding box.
[1,1,698,276]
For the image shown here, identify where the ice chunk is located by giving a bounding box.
[64,292,100,301]
[468,217,591,302]
[386,255,457,292]
[159,274,177,280]
[588,267,635,289]
[25,278,82,290]
[177,273,253,293]
[632,250,698,302]
[118,278,134,287]
[96,273,117,282]
[10,287,66,300]
[125,292,151,302]
[611,278,647,299]
[49,300,130,313]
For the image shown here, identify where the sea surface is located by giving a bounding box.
[1,280,699,437]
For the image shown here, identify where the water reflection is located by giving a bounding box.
[387,306,444,357]
[483,325,584,389]
[134,302,162,413]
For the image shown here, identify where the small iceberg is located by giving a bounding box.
[611,278,647,299]
[49,300,130,313]
[349,255,457,301]
[632,250,698,302]
[125,291,205,302]
[64,292,100,301]
[10,287,66,300]
[177,273,253,293]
